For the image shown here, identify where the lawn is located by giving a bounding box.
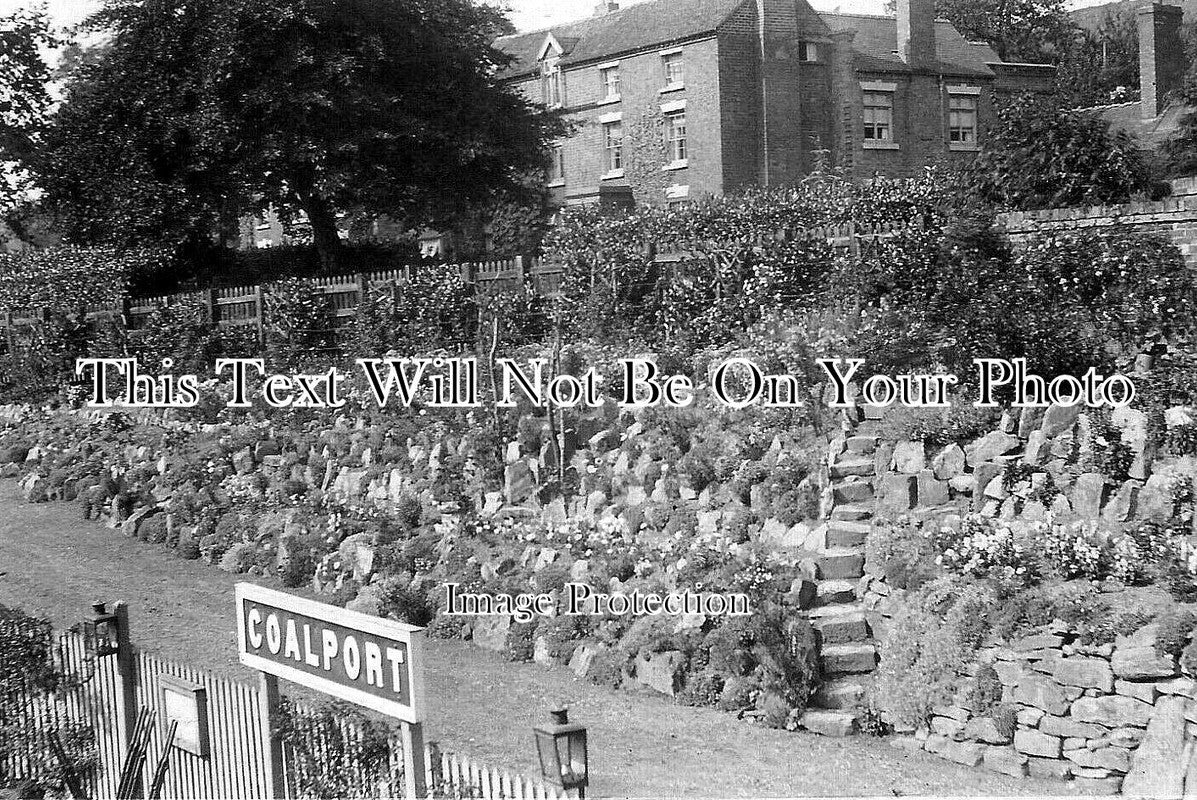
[0,481,1079,798]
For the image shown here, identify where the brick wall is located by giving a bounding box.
[996,177,1197,269]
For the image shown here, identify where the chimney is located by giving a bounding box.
[593,0,619,15]
[1138,3,1184,119]
[896,0,936,67]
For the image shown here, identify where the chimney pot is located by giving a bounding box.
[896,0,936,67]
[594,0,619,15]
[1138,3,1185,119]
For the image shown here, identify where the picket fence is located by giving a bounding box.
[0,218,921,346]
[2,629,568,800]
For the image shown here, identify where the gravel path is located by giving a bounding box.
[0,481,1081,798]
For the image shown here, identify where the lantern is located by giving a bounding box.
[83,602,120,659]
[533,706,589,797]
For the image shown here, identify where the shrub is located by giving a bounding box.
[1154,610,1196,660]
[867,516,939,590]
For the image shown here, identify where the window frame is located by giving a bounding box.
[947,85,982,151]
[602,118,624,178]
[547,144,565,186]
[797,41,820,62]
[598,63,621,103]
[664,110,687,167]
[860,82,899,150]
[541,57,564,109]
[661,49,685,92]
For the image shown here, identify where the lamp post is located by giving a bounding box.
[533,705,589,798]
[82,602,120,659]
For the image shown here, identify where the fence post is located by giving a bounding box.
[205,288,218,326]
[254,284,266,346]
[402,721,428,800]
[258,672,287,800]
[3,311,12,355]
[112,602,140,793]
[514,255,526,284]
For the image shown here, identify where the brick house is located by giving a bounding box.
[494,0,1055,208]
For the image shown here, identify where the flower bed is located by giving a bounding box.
[0,373,830,728]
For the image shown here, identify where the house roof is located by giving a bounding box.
[494,1,1017,81]
[818,13,1000,77]
[1090,99,1191,148]
[494,0,746,78]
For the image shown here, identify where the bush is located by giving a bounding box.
[867,516,939,590]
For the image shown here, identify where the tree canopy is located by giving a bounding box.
[36,0,560,265]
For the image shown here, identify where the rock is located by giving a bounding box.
[891,441,926,474]
[533,636,554,666]
[1122,696,1188,798]
[1115,680,1158,704]
[1039,714,1107,740]
[878,474,916,513]
[1017,707,1046,727]
[1072,473,1108,519]
[917,470,950,506]
[1052,657,1114,692]
[1022,431,1050,466]
[983,746,1027,777]
[20,474,47,503]
[833,480,873,504]
[635,651,684,696]
[965,432,1020,466]
[1071,695,1154,728]
[971,463,1003,506]
[961,717,1012,745]
[1040,404,1081,437]
[121,506,155,538]
[1101,479,1141,524]
[472,616,512,652]
[1014,729,1062,758]
[1065,747,1131,773]
[346,584,383,616]
[1027,757,1071,780]
[1113,624,1180,680]
[949,475,973,493]
[1139,474,1180,522]
[943,740,986,767]
[799,710,858,737]
[1012,673,1070,715]
[932,444,966,480]
[337,533,376,582]
[504,462,536,506]
[569,644,603,678]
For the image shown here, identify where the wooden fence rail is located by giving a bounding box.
[0,219,919,348]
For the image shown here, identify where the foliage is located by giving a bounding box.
[969,93,1165,211]
[866,516,940,590]
[347,265,477,357]
[1055,8,1140,108]
[0,7,59,213]
[40,0,562,264]
[263,279,336,369]
[276,699,396,799]
[931,0,1072,63]
[928,517,1036,584]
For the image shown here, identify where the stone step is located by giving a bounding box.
[811,609,870,644]
[832,480,874,504]
[813,677,868,710]
[854,419,883,435]
[844,435,878,455]
[815,580,857,606]
[830,504,873,522]
[798,709,859,737]
[818,547,866,581]
[829,456,874,479]
[826,520,871,549]
[821,643,878,675]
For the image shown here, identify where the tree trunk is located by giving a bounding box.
[295,188,343,271]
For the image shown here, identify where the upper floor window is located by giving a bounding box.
[862,91,893,141]
[797,42,819,62]
[600,65,621,101]
[948,93,978,144]
[662,51,684,90]
[665,111,687,164]
[603,120,623,174]
[541,58,563,108]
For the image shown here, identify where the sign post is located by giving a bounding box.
[236,583,427,799]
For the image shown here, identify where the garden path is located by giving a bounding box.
[0,482,1079,798]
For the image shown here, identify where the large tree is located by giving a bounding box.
[1056,9,1140,108]
[38,0,560,265]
